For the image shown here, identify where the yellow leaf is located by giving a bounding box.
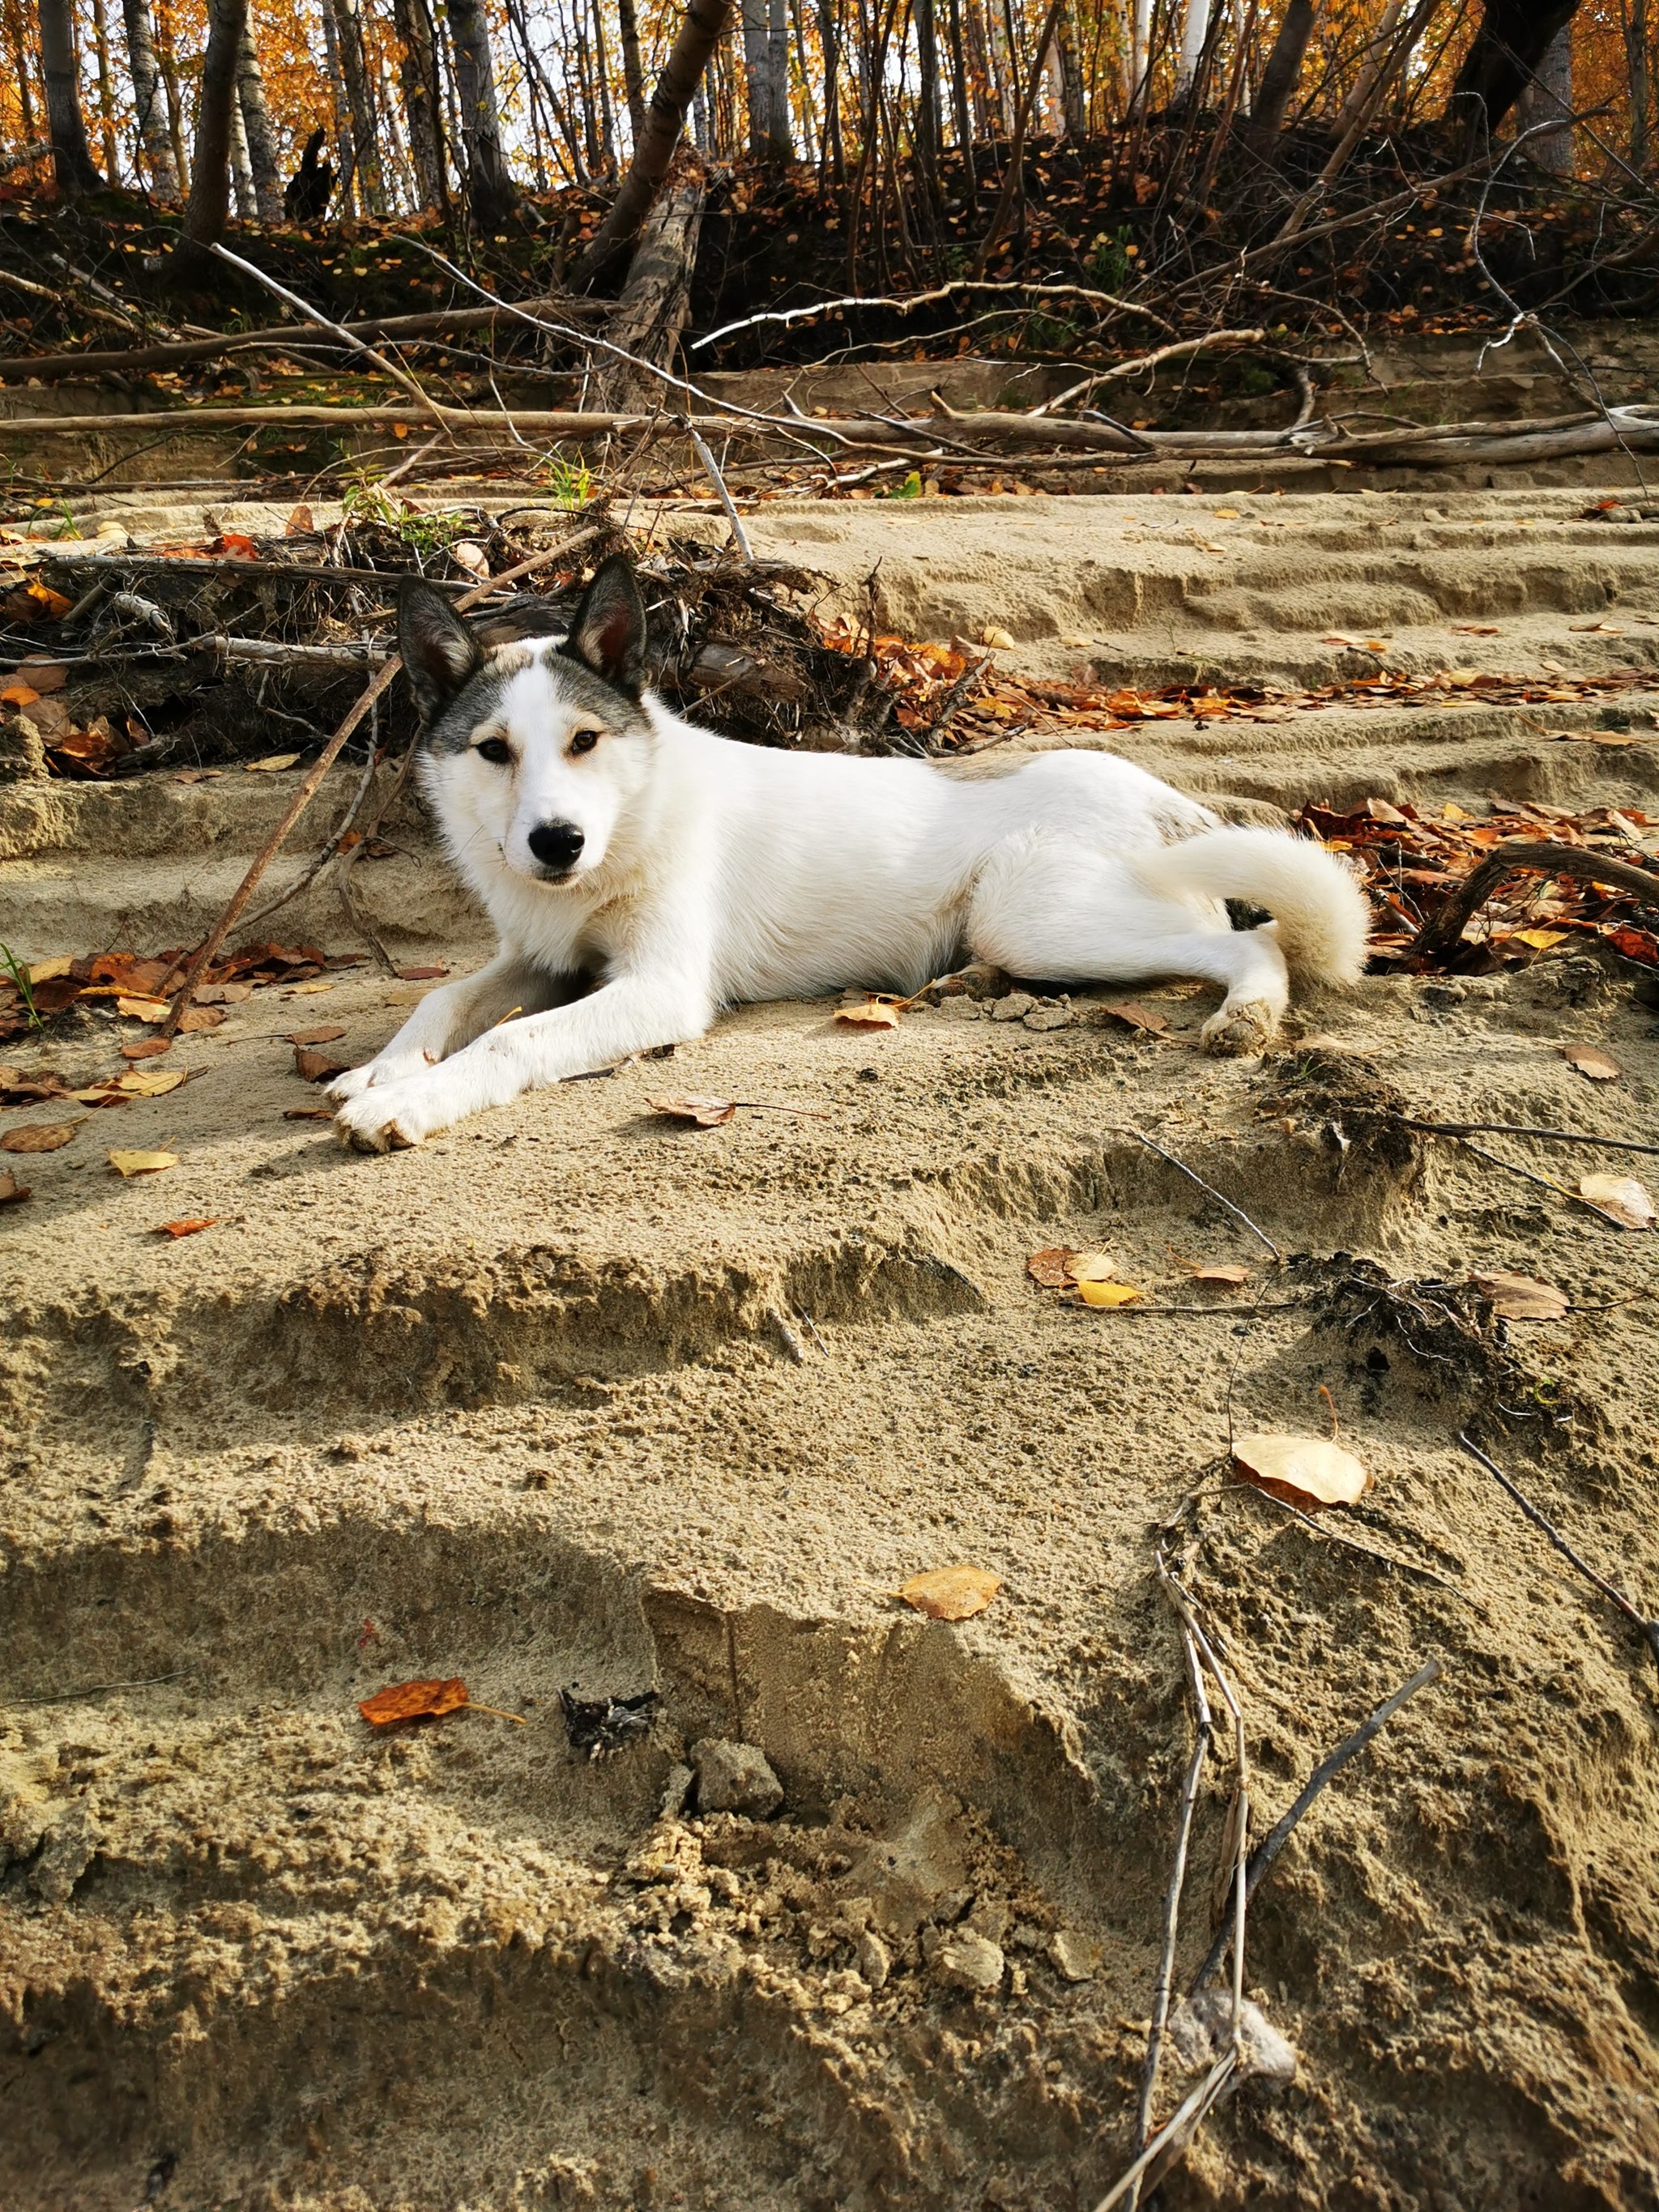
[835,997,902,1029]
[900,1565,1002,1621]
[109,1149,177,1176]
[979,624,1016,650]
[1231,1432,1369,1508]
[1512,928,1568,951]
[115,1068,187,1096]
[1077,1278,1142,1306]
[1579,1173,1655,1230]
[27,955,73,984]
[245,752,302,774]
[116,995,172,1022]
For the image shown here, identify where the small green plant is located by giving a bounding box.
[341,475,472,560]
[879,470,923,500]
[1088,227,1136,291]
[0,943,41,1032]
[538,451,595,509]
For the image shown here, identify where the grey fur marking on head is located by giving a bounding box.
[421,646,655,757]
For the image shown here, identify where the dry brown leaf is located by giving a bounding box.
[285,1025,348,1046]
[646,1093,737,1127]
[1473,1270,1569,1320]
[1077,1278,1143,1306]
[1562,1042,1620,1080]
[1568,620,1623,634]
[1,1120,81,1153]
[116,1068,187,1097]
[294,1045,348,1083]
[121,1039,172,1062]
[835,997,903,1029]
[155,1216,216,1238]
[27,955,74,984]
[115,995,172,1022]
[979,624,1017,650]
[18,658,67,693]
[245,751,302,774]
[284,1105,336,1120]
[286,503,315,535]
[1512,927,1569,951]
[1232,1432,1369,1508]
[397,965,447,981]
[1189,1262,1251,1286]
[177,1004,224,1034]
[0,1168,30,1204]
[1100,1000,1169,1034]
[109,1149,177,1176]
[194,981,254,1005]
[1580,1173,1656,1230]
[900,1565,1002,1621]
[1026,1246,1077,1288]
[358,1677,470,1725]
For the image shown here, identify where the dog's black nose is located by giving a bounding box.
[527,820,585,874]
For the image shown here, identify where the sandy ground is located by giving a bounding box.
[2,489,1659,2212]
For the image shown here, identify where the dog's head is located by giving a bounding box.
[398,555,655,889]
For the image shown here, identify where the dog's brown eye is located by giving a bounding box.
[476,737,511,765]
[569,728,600,757]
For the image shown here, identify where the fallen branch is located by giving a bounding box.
[1030,329,1269,416]
[157,522,604,1036]
[1410,837,1659,964]
[1126,1127,1284,1264]
[1377,1115,1659,1160]
[693,278,1175,352]
[1188,1658,1443,1995]
[1457,1435,1659,1673]
[1449,1135,1635,1230]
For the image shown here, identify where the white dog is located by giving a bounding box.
[330,558,1370,1150]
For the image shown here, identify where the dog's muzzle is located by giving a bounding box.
[527,820,586,879]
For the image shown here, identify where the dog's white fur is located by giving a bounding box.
[331,591,1369,1150]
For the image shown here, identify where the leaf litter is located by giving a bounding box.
[1231,1434,1371,1509]
[900,1566,1003,1620]
[359,1677,525,1726]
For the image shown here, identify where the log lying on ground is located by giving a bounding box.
[0,399,1654,471]
[591,173,706,414]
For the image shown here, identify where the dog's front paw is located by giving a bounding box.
[1201,999,1279,1055]
[326,1051,429,1106]
[333,1073,460,1153]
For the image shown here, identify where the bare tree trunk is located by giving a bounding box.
[393,0,447,206]
[618,0,648,142]
[1448,0,1580,144]
[1249,0,1317,139]
[1627,0,1650,168]
[915,0,940,179]
[176,0,249,261]
[90,0,121,179]
[765,0,792,155]
[6,0,38,143]
[1055,0,1086,134]
[320,0,357,211]
[39,0,104,192]
[327,0,386,211]
[575,0,733,283]
[237,17,284,219]
[741,0,770,153]
[155,2,190,188]
[228,92,256,215]
[1516,21,1574,171]
[448,0,516,223]
[591,169,705,407]
[123,0,180,197]
[1175,0,1209,101]
[945,0,973,182]
[820,0,846,177]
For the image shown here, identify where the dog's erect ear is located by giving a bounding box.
[399,577,483,726]
[562,555,647,697]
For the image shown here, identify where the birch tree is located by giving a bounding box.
[122,0,181,198]
[39,0,103,192]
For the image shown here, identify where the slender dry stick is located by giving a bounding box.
[1030,330,1268,417]
[684,421,753,561]
[1457,1435,1659,1673]
[1189,1658,1443,1993]
[157,526,603,1031]
[693,280,1175,354]
[1380,1115,1659,1160]
[1095,2054,1239,2211]
[1125,1127,1283,1264]
[1452,1136,1633,1230]
[1246,1484,1465,1596]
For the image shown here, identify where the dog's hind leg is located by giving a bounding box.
[327,948,574,1104]
[966,833,1291,1053]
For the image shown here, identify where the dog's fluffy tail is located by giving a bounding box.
[1133,825,1372,985]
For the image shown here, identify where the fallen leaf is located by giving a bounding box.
[211,531,260,560]
[900,1565,1002,1621]
[0,1168,30,1204]
[284,1105,335,1119]
[397,965,447,981]
[27,954,73,984]
[646,1093,737,1127]
[27,578,73,618]
[1512,927,1569,951]
[1101,1000,1169,1034]
[17,658,66,692]
[194,981,253,1004]
[116,995,172,1022]
[294,1045,348,1082]
[835,997,903,1029]
[1562,1042,1619,1080]
[359,1677,471,1725]
[286,980,334,995]
[285,1025,348,1046]
[979,624,1016,650]
[1449,623,1500,634]
[1568,620,1623,634]
[450,540,490,578]
[116,1067,187,1096]
[1580,1173,1656,1230]
[1026,1247,1076,1287]
[245,752,302,774]
[155,1216,216,1238]
[1232,1432,1370,1508]
[173,768,223,784]
[1213,507,1240,518]
[109,1149,177,1176]
[1473,1270,1569,1320]
[1188,1262,1251,1285]
[177,1004,224,1034]
[1077,1278,1143,1306]
[1,1120,80,1153]
[286,503,315,535]
[0,680,39,706]
[121,1038,172,1061]
[1068,1251,1120,1283]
